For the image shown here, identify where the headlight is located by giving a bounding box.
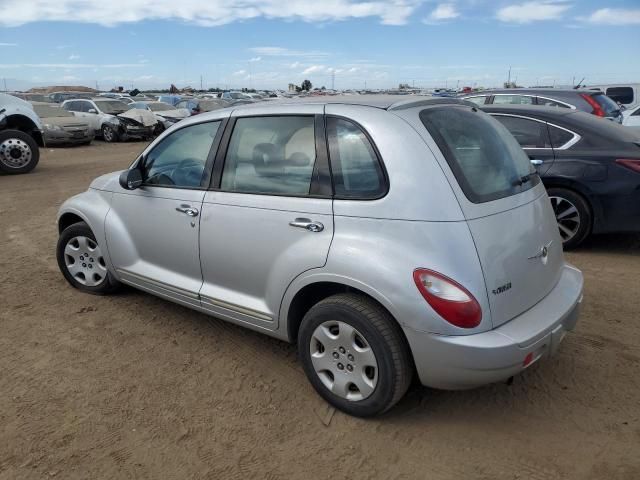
[43,123,63,131]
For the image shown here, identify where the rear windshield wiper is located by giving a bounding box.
[513,171,539,187]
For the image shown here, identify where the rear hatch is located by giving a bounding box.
[588,92,623,123]
[419,106,564,327]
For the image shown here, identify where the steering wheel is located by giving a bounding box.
[172,158,205,187]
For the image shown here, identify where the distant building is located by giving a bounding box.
[288,83,297,93]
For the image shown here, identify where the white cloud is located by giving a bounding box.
[583,8,640,26]
[249,56,262,62]
[302,65,328,75]
[0,63,146,69]
[232,69,247,76]
[496,1,571,23]
[0,42,18,46]
[68,54,80,60]
[426,3,459,22]
[0,0,424,27]
[249,46,329,58]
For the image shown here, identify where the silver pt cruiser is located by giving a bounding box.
[56,97,584,417]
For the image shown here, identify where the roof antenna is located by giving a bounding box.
[573,77,585,89]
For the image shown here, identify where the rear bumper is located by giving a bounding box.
[404,263,583,390]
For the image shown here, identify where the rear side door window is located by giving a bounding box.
[492,95,534,105]
[465,96,489,105]
[537,97,571,108]
[326,117,386,199]
[220,116,317,195]
[491,115,551,148]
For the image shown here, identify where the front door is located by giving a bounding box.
[199,108,334,329]
[105,119,224,307]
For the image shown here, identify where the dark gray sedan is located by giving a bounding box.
[31,103,94,145]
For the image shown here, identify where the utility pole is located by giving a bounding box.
[507,66,511,86]
[200,75,203,91]
[3,78,7,92]
[331,71,335,90]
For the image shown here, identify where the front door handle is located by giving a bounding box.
[530,159,544,167]
[176,204,199,217]
[289,218,324,232]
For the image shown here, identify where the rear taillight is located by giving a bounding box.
[615,159,640,173]
[413,269,482,329]
[580,93,605,117]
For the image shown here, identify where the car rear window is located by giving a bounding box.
[592,93,620,115]
[420,106,539,204]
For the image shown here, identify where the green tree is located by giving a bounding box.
[301,79,312,91]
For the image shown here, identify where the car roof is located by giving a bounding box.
[229,95,472,112]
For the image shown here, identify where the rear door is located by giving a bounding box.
[489,114,556,175]
[417,106,563,328]
[198,105,333,330]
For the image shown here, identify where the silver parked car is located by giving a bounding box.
[56,97,584,416]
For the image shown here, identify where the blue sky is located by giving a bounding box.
[1,0,639,91]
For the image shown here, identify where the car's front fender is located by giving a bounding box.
[57,188,115,272]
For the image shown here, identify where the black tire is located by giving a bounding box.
[298,293,413,417]
[101,124,119,143]
[56,221,120,295]
[154,122,165,136]
[547,187,592,249]
[0,129,40,174]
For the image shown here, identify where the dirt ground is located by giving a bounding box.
[1,141,639,480]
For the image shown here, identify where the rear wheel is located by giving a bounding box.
[56,222,120,294]
[298,293,413,417]
[547,187,591,249]
[0,130,40,174]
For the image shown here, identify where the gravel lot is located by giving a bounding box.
[1,141,639,480]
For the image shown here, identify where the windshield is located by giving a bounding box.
[96,100,129,114]
[420,106,539,204]
[230,92,249,99]
[34,105,74,118]
[149,102,176,111]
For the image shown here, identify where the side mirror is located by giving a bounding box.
[88,108,97,114]
[119,168,143,190]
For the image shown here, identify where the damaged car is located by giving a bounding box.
[61,98,155,142]
[128,101,190,134]
[31,102,94,146]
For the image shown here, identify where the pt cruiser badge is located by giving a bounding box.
[528,241,553,264]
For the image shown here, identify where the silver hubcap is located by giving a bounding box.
[103,126,114,141]
[310,321,378,401]
[0,138,32,169]
[64,236,108,287]
[549,196,581,243]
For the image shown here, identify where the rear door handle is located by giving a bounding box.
[176,204,199,217]
[289,218,324,232]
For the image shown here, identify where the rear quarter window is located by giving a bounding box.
[420,107,539,204]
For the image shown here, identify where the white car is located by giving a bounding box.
[623,105,640,136]
[61,98,156,142]
[128,101,190,133]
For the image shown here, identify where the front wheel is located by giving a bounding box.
[56,221,120,295]
[547,188,592,249]
[0,130,40,174]
[101,124,118,143]
[298,293,413,417]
